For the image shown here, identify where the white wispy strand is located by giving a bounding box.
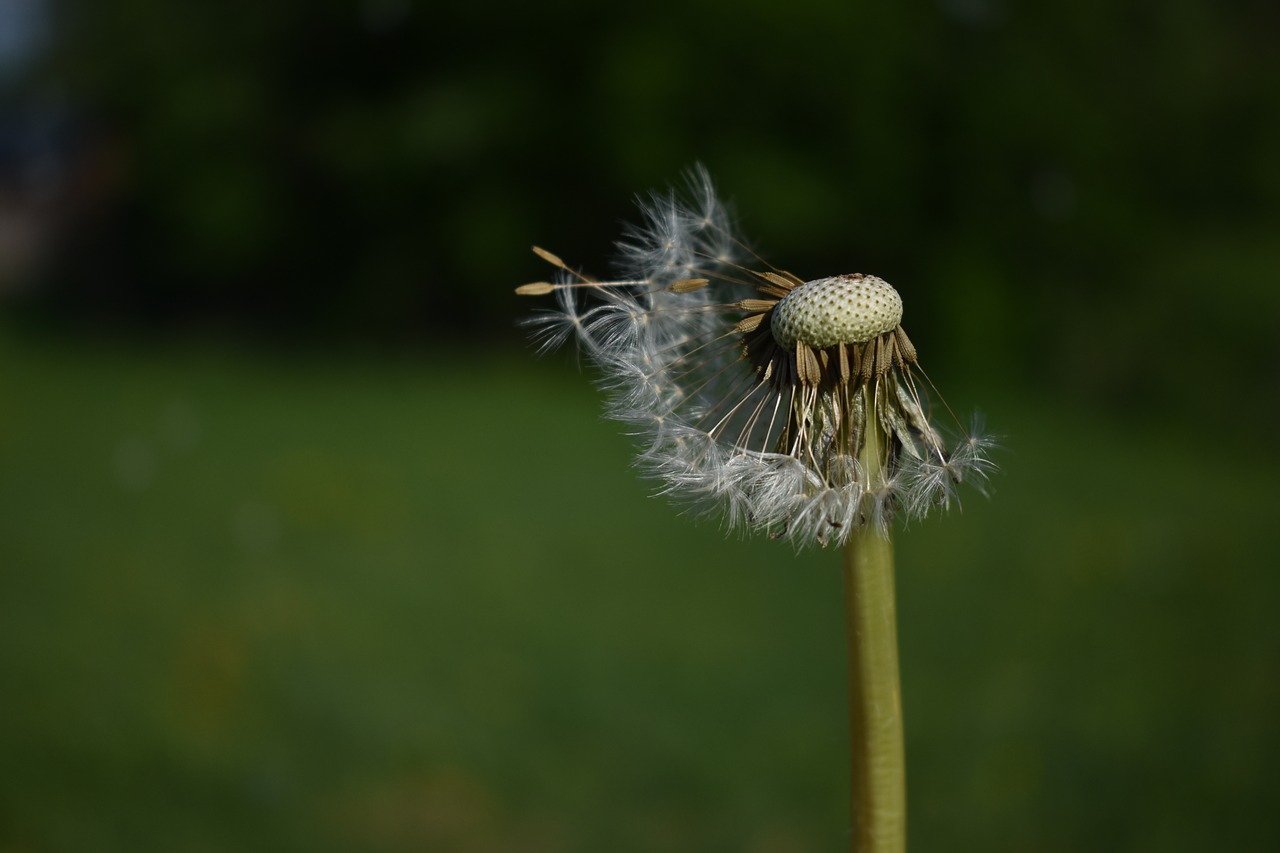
[617,166,740,286]
[521,275,584,354]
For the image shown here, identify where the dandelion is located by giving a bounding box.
[517,166,995,546]
[517,167,997,853]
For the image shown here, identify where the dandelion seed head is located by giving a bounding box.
[517,166,997,547]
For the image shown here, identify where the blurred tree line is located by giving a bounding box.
[7,0,1279,413]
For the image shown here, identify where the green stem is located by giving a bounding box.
[843,385,906,853]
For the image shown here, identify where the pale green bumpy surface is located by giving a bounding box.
[770,274,903,349]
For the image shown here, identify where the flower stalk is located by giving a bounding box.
[843,384,906,853]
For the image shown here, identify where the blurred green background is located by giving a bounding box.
[2,1,1279,851]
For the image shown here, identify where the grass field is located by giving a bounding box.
[1,330,1277,852]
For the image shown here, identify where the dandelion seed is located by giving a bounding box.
[516,166,996,547]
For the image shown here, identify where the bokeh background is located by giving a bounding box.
[3,1,1279,851]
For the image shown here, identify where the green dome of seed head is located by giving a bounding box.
[770,274,903,349]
